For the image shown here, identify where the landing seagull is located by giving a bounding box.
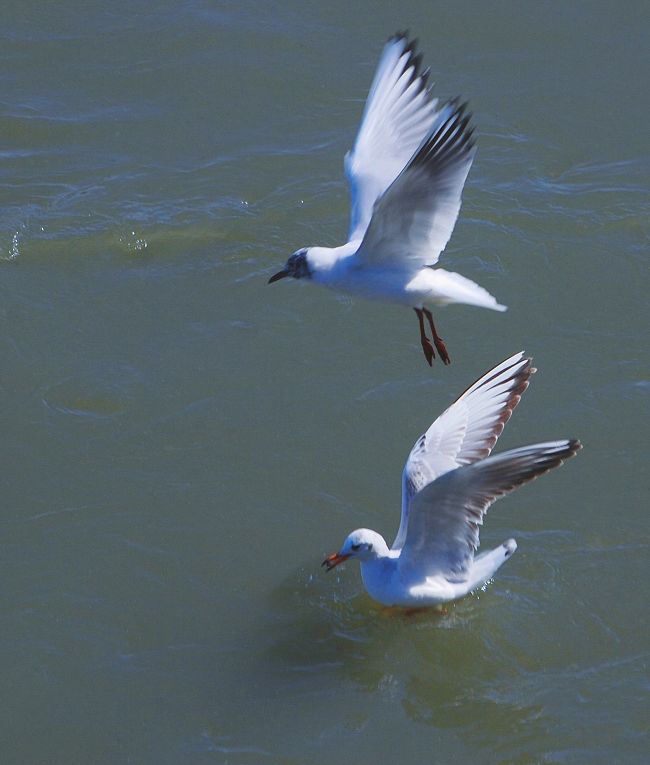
[322,352,582,607]
[269,32,506,366]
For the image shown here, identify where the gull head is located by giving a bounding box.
[322,528,385,571]
[268,248,312,283]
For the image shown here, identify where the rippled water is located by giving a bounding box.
[1,2,648,763]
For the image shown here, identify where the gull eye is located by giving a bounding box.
[350,543,361,551]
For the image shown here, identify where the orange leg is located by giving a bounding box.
[423,308,451,365]
[414,308,435,365]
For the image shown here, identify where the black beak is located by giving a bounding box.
[268,269,290,284]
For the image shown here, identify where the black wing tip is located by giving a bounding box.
[536,439,583,474]
[410,51,424,75]
[450,352,537,458]
[460,102,479,142]
[459,351,533,398]
[502,354,535,395]
[385,32,435,100]
[524,439,584,468]
[389,32,423,66]
[545,439,583,458]
[481,439,583,495]
[409,99,477,171]
[390,30,414,46]
[449,99,472,127]
[566,438,583,455]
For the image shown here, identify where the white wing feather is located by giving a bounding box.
[355,101,476,271]
[398,440,582,578]
[392,352,535,550]
[345,33,440,243]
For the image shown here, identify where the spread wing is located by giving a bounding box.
[345,32,440,243]
[355,100,476,271]
[392,352,535,550]
[398,440,582,579]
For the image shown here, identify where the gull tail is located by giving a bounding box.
[427,269,507,311]
[467,538,517,590]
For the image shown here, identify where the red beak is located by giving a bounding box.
[322,552,350,571]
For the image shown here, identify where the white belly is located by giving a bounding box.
[316,264,505,312]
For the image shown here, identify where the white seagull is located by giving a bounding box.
[322,352,582,607]
[269,32,506,366]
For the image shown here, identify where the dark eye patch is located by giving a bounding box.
[351,543,361,551]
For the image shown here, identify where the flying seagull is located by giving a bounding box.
[322,352,582,607]
[269,32,506,366]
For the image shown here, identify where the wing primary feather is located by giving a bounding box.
[454,352,533,402]
[407,110,472,178]
[409,104,476,177]
[345,32,441,243]
[400,439,582,577]
[394,353,536,551]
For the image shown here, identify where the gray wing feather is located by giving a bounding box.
[356,101,476,270]
[398,440,582,579]
[393,352,535,550]
[346,33,440,243]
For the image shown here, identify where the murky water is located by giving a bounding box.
[1,2,648,763]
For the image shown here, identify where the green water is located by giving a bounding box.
[1,2,648,763]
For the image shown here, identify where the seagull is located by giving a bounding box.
[269,32,506,366]
[322,352,582,607]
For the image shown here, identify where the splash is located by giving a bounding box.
[120,230,148,252]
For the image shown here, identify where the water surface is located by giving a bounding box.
[1,2,648,763]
